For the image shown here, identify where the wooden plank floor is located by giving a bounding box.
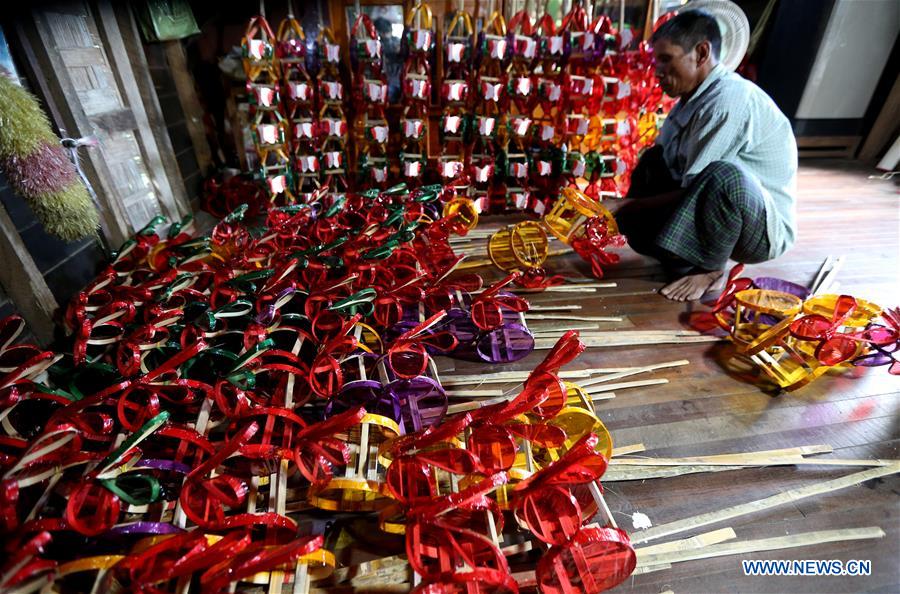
[452,160,899,593]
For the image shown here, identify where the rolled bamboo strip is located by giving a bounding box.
[632,463,900,544]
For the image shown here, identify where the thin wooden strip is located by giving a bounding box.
[529,323,603,333]
[511,286,601,294]
[441,364,678,386]
[814,255,845,295]
[535,330,703,337]
[611,443,646,456]
[456,258,492,269]
[584,378,668,394]
[611,445,833,465]
[527,314,624,322]
[604,464,742,482]
[631,563,672,575]
[444,389,504,398]
[809,255,833,293]
[605,448,835,481]
[635,527,737,557]
[534,335,722,349]
[610,456,894,468]
[528,304,582,311]
[632,463,900,544]
[578,360,690,387]
[636,527,885,568]
[446,391,616,415]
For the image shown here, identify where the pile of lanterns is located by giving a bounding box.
[237,2,671,214]
[707,264,900,390]
[0,179,634,593]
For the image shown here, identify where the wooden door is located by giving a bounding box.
[15,0,191,246]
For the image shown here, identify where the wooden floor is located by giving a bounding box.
[456,160,900,593]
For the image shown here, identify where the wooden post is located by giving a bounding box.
[162,39,216,175]
[0,207,59,345]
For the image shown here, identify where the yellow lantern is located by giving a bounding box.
[543,186,606,244]
[488,221,549,272]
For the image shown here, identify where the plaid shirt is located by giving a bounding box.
[656,64,798,259]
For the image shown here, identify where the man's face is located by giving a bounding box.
[652,37,703,98]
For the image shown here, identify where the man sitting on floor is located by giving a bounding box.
[614,9,798,301]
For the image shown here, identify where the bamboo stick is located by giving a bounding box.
[446,391,616,414]
[635,527,737,557]
[528,304,582,311]
[534,335,722,349]
[636,527,885,568]
[809,255,833,294]
[578,360,689,387]
[611,456,894,468]
[611,443,646,456]
[632,463,900,544]
[532,329,705,338]
[612,444,833,465]
[530,324,603,334]
[444,389,504,398]
[584,378,668,394]
[527,314,624,322]
[442,361,688,387]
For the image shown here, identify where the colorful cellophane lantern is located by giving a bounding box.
[802,294,881,323]
[491,435,538,511]
[307,412,400,512]
[488,220,549,272]
[533,381,614,465]
[543,186,606,244]
[474,310,534,363]
[741,292,878,391]
[744,318,833,391]
[747,295,881,391]
[729,289,803,349]
[375,356,447,433]
[376,425,480,536]
[442,197,479,233]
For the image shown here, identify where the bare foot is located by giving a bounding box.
[659,270,724,302]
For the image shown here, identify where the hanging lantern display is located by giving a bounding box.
[350,12,390,189]
[277,13,319,201]
[242,15,294,202]
[399,2,435,184]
